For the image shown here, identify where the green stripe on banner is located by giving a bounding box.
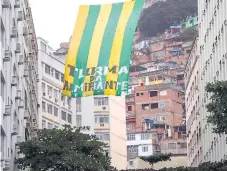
[93,3,123,95]
[71,5,101,97]
[116,0,145,96]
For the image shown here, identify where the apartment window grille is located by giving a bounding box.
[54,106,58,117]
[128,106,132,111]
[149,91,158,97]
[42,120,46,129]
[54,89,58,99]
[55,70,60,80]
[68,114,72,123]
[95,115,109,123]
[168,143,176,149]
[76,115,82,127]
[42,83,45,93]
[141,133,149,140]
[142,146,148,152]
[127,134,135,141]
[42,101,46,112]
[47,86,52,97]
[94,97,108,106]
[95,133,110,140]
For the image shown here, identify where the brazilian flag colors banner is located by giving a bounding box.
[63,0,145,97]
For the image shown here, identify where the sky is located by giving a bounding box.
[30,0,126,49]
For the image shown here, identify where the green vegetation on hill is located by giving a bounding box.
[139,0,198,38]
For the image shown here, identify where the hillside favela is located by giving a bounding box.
[1,0,227,171]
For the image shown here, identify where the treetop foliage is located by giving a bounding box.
[16,125,113,171]
[205,81,227,135]
[139,0,198,38]
[140,153,172,165]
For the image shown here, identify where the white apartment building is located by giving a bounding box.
[78,95,127,170]
[0,0,39,170]
[185,37,202,166]
[37,37,76,129]
[198,0,227,162]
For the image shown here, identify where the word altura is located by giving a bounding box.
[63,65,129,92]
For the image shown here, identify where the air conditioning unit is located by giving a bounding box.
[31,89,35,94]
[11,76,17,86]
[100,123,104,127]
[24,67,29,77]
[43,92,46,96]
[24,110,29,119]
[11,26,18,38]
[4,159,10,170]
[2,0,10,8]
[3,50,11,62]
[26,122,31,128]
[4,105,11,116]
[102,106,106,110]
[18,55,24,65]
[17,11,23,21]
[15,43,21,53]
[18,99,24,108]
[14,0,20,8]
[12,124,18,135]
[15,89,21,100]
[55,98,58,102]
[195,85,199,90]
[32,118,36,123]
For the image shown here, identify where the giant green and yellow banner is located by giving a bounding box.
[63,0,145,97]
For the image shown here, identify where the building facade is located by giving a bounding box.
[78,95,127,170]
[185,37,202,166]
[198,0,227,162]
[37,37,76,129]
[0,0,39,170]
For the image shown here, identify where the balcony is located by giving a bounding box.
[95,123,110,130]
[94,105,109,112]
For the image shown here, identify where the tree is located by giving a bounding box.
[140,153,172,167]
[205,81,227,136]
[139,0,198,38]
[16,125,113,171]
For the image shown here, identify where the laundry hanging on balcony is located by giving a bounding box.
[63,0,145,97]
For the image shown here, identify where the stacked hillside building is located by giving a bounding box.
[0,0,39,170]
[126,15,198,169]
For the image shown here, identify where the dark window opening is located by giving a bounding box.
[128,106,132,111]
[150,103,158,109]
[142,104,149,110]
[150,91,158,97]
[136,93,140,96]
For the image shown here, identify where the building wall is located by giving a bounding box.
[127,155,187,170]
[37,37,76,129]
[185,38,202,167]
[79,95,127,170]
[0,0,39,169]
[198,0,227,162]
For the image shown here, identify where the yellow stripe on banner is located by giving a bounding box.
[62,6,90,96]
[104,1,135,95]
[83,4,112,97]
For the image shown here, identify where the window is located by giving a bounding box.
[141,133,149,140]
[61,94,65,103]
[54,89,58,99]
[95,115,109,123]
[51,68,54,76]
[47,122,53,129]
[168,143,176,149]
[61,73,64,82]
[150,103,158,109]
[142,146,148,152]
[180,142,187,149]
[54,125,59,129]
[76,115,82,127]
[40,42,47,52]
[128,106,132,111]
[126,123,131,130]
[127,134,135,141]
[54,106,58,116]
[42,83,45,93]
[76,98,81,112]
[67,97,71,106]
[136,93,140,96]
[149,91,157,97]
[47,86,52,97]
[47,104,52,114]
[61,111,66,121]
[25,92,28,110]
[42,101,46,112]
[177,74,184,80]
[0,75,5,99]
[45,64,50,74]
[95,133,110,140]
[142,104,149,110]
[42,120,46,129]
[68,114,72,123]
[55,70,60,80]
[94,97,108,106]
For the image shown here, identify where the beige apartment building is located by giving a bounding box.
[78,95,127,170]
[185,37,202,166]
[198,0,227,162]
